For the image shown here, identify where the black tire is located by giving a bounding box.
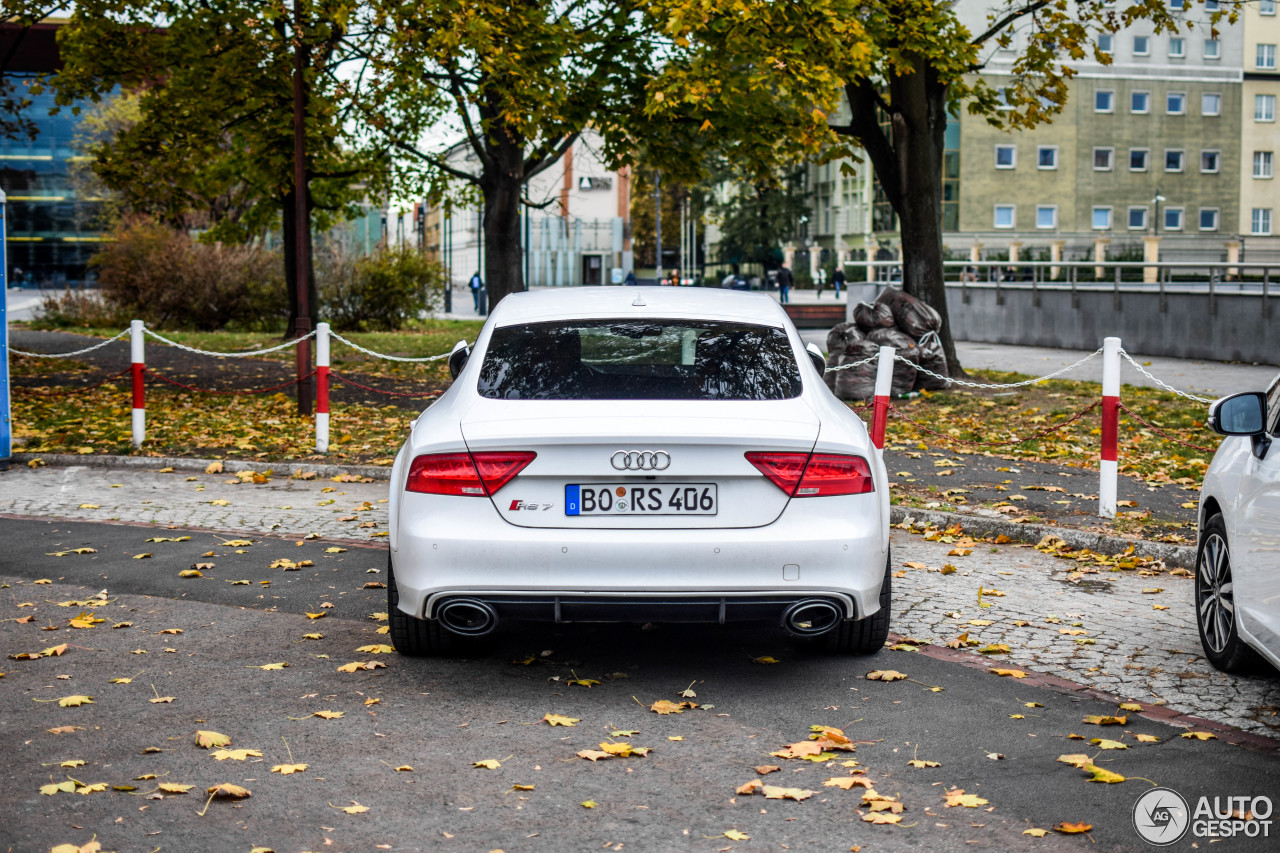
[1195,514,1262,673]
[387,552,456,657]
[823,548,892,654]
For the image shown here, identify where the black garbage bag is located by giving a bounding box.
[915,330,951,391]
[825,321,865,354]
[875,287,942,339]
[866,327,919,395]
[830,339,880,400]
[853,301,895,331]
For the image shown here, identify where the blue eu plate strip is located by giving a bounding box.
[565,484,580,516]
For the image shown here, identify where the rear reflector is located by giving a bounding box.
[406,451,536,496]
[746,451,873,497]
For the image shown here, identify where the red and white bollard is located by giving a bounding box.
[130,319,145,448]
[315,321,330,453]
[1099,336,1121,518]
[870,345,895,451]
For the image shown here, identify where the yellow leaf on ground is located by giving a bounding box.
[1090,738,1127,750]
[542,713,579,727]
[305,612,327,620]
[206,782,251,798]
[1024,828,1049,837]
[195,730,231,749]
[944,789,989,808]
[178,570,203,578]
[473,759,501,769]
[1057,753,1091,767]
[907,759,941,768]
[736,779,762,795]
[862,812,903,824]
[356,644,395,654]
[762,785,815,801]
[1133,734,1160,743]
[312,710,343,719]
[511,783,534,791]
[337,660,386,672]
[990,668,1027,678]
[1082,715,1127,726]
[723,830,750,841]
[755,764,781,775]
[394,765,413,772]
[251,662,288,670]
[580,800,598,808]
[1120,702,1142,711]
[1181,731,1217,740]
[210,748,262,761]
[41,780,76,795]
[158,783,194,793]
[205,461,224,474]
[341,802,369,814]
[866,670,907,681]
[576,750,613,761]
[752,656,781,664]
[824,777,873,790]
[302,633,323,640]
[57,695,93,707]
[1084,763,1125,783]
[650,699,687,715]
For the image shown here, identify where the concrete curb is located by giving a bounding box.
[889,505,1197,569]
[10,452,1197,568]
[10,452,394,481]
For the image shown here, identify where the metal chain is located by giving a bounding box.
[1117,402,1218,453]
[900,348,1102,389]
[328,331,455,363]
[10,329,129,359]
[822,354,879,374]
[143,327,316,357]
[1118,350,1214,404]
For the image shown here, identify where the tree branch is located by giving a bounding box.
[970,0,1054,46]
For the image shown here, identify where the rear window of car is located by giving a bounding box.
[477,319,802,400]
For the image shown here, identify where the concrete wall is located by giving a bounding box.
[941,283,1278,363]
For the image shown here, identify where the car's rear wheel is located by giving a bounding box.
[822,549,892,654]
[387,552,456,657]
[1196,514,1261,673]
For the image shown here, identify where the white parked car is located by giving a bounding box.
[1197,372,1280,672]
[386,287,891,655]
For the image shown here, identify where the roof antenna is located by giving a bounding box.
[632,293,646,307]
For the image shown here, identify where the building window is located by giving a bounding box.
[996,87,1013,110]
[1164,208,1184,231]
[1259,44,1277,70]
[1167,92,1186,114]
[1036,206,1058,229]
[1199,209,1219,231]
[1170,0,1185,8]
[1263,0,1277,14]
[1130,148,1150,171]
[1204,39,1220,59]
[1205,0,1219,9]
[1169,37,1186,58]
[1128,207,1148,230]
[1037,146,1058,169]
[995,144,1017,168]
[1257,94,1276,122]
[1095,89,1114,112]
[1131,91,1151,113]
[1093,147,1114,170]
[1134,35,1150,56]
[1253,208,1274,235]
[1200,150,1220,173]
[1255,151,1275,178]
[1092,207,1113,230]
[994,205,1016,229]
[1165,149,1185,172]
[1201,92,1221,116]
[1098,34,1113,55]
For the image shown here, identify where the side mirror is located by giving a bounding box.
[447,339,470,380]
[805,342,826,375]
[1208,391,1270,459]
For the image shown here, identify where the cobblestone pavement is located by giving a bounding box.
[2,463,1278,738]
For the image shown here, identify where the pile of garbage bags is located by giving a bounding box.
[824,288,951,400]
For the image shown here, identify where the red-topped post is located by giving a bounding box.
[1099,336,1121,518]
[871,345,895,451]
[315,321,330,452]
[130,320,145,447]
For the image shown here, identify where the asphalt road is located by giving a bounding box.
[2,518,1278,853]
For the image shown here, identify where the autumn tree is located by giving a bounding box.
[0,3,63,141]
[651,0,1199,375]
[53,1,382,335]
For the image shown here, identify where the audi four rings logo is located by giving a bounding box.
[611,450,671,471]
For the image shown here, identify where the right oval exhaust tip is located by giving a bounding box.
[781,599,843,636]
[436,598,498,636]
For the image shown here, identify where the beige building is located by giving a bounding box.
[1241,0,1280,249]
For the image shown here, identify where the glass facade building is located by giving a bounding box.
[1,20,105,288]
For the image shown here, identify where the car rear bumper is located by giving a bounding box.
[391,493,888,623]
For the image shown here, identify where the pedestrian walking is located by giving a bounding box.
[776,264,794,304]
[624,270,638,286]
[832,266,845,298]
[468,271,483,312]
[816,267,827,299]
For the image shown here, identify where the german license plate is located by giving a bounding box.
[565,484,717,516]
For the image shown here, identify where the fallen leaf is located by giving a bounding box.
[340,802,370,814]
[1181,731,1216,741]
[1023,828,1049,837]
[251,662,288,670]
[1083,764,1125,783]
[206,782,251,798]
[178,570,203,579]
[311,710,344,720]
[473,759,501,769]
[650,699,689,715]
[862,812,903,824]
[158,782,195,793]
[1090,738,1127,750]
[762,785,815,801]
[1082,715,1127,726]
[907,759,941,768]
[866,670,907,681]
[736,779,762,795]
[824,777,873,790]
[723,829,750,841]
[752,656,781,665]
[580,800,598,808]
[576,750,613,761]
[755,765,781,775]
[337,661,386,672]
[305,612,327,620]
[1053,821,1092,834]
[1133,734,1160,743]
[210,748,262,761]
[356,644,395,654]
[990,669,1026,678]
[60,759,86,768]
[195,731,231,749]
[57,695,93,707]
[542,713,579,727]
[944,789,989,808]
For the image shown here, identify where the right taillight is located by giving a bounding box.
[405,451,536,496]
[746,451,874,497]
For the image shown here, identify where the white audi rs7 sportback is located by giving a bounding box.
[386,287,891,655]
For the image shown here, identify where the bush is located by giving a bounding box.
[38,288,131,328]
[318,243,445,331]
[90,219,287,331]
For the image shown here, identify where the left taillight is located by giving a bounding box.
[746,451,874,497]
[406,451,536,496]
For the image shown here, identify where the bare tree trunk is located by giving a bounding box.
[481,173,525,307]
[282,186,317,337]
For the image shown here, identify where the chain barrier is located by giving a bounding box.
[142,328,316,358]
[13,368,131,397]
[899,348,1102,390]
[329,370,444,399]
[10,329,129,359]
[144,367,317,396]
[327,331,453,363]
[1117,402,1218,453]
[885,400,1101,449]
[1118,349,1214,404]
[822,354,878,374]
